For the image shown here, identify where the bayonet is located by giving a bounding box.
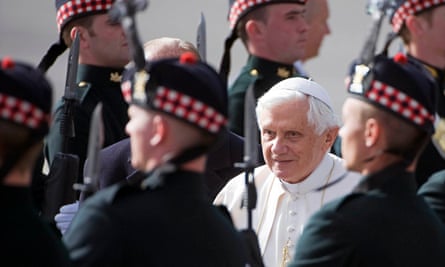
[196,12,207,62]
[74,103,104,200]
[109,0,149,102]
[109,0,148,71]
[235,82,259,230]
[357,0,396,65]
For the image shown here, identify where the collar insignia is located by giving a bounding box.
[277,67,291,78]
[110,72,122,83]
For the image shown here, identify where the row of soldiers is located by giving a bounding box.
[1,0,445,266]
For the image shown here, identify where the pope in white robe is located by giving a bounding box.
[214,78,361,267]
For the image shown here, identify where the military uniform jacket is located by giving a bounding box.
[228,55,302,136]
[0,185,72,267]
[407,55,445,187]
[45,64,129,181]
[64,170,248,267]
[418,169,445,225]
[289,162,445,267]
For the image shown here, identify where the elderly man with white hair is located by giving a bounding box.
[214,77,360,267]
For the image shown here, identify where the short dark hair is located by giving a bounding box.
[236,5,269,46]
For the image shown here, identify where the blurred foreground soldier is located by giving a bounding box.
[0,57,71,266]
[390,0,445,186]
[54,37,256,234]
[418,169,445,224]
[289,54,445,267]
[41,0,130,185]
[63,53,248,266]
[86,37,249,199]
[215,77,360,267]
[220,0,308,136]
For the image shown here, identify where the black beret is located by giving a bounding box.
[391,0,445,33]
[348,53,436,134]
[0,57,53,138]
[55,0,115,34]
[122,52,228,135]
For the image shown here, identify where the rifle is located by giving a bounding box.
[42,32,81,220]
[348,0,396,93]
[196,12,207,62]
[235,83,265,267]
[74,103,104,201]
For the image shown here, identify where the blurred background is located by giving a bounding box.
[0,0,394,116]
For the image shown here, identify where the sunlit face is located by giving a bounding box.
[259,98,327,183]
[83,14,130,67]
[339,98,368,172]
[260,4,309,64]
[125,105,155,172]
[304,0,330,61]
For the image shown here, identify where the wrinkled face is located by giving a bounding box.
[83,14,130,67]
[339,98,367,172]
[259,98,327,183]
[260,4,309,64]
[304,0,330,61]
[125,105,155,172]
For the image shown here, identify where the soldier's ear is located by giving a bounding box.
[323,126,339,152]
[405,15,428,37]
[245,19,265,40]
[149,114,167,146]
[364,118,380,148]
[69,27,79,43]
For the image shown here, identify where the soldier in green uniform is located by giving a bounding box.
[289,52,445,267]
[219,0,308,136]
[39,0,130,184]
[389,0,445,186]
[0,57,72,267]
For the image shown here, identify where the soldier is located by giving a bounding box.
[389,0,445,186]
[63,53,248,266]
[54,37,260,234]
[0,57,71,266]
[220,0,308,136]
[214,77,360,267]
[289,53,445,267]
[40,0,130,186]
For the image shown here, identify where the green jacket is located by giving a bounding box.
[289,163,445,267]
[45,64,129,183]
[228,56,303,136]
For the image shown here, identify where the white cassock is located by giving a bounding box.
[214,153,361,267]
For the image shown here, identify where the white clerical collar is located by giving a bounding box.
[279,154,335,195]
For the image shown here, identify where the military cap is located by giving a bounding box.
[38,0,115,73]
[220,0,306,83]
[348,53,436,134]
[391,0,445,33]
[121,52,228,135]
[0,57,53,138]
